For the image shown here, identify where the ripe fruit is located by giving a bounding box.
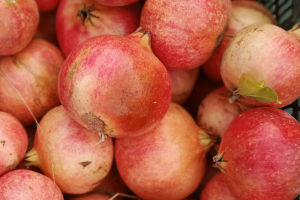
[197,87,246,137]
[0,112,28,176]
[169,68,200,104]
[221,24,300,107]
[0,39,64,125]
[140,0,231,70]
[0,169,63,200]
[0,0,39,56]
[58,30,171,138]
[200,173,236,200]
[56,0,141,55]
[26,106,114,194]
[115,103,212,200]
[202,1,275,82]
[214,107,300,200]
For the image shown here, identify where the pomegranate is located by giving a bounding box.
[0,39,64,125]
[140,0,231,70]
[221,24,300,107]
[200,173,236,200]
[92,0,140,7]
[25,106,114,194]
[0,0,39,56]
[56,0,142,56]
[115,103,212,200]
[0,169,63,200]
[169,68,200,104]
[197,87,246,137]
[35,11,59,46]
[0,112,28,176]
[58,29,171,138]
[214,107,300,200]
[202,1,275,83]
[68,193,110,200]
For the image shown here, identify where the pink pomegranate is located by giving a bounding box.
[0,169,63,200]
[140,0,231,70]
[197,87,246,137]
[0,39,64,125]
[25,106,114,194]
[56,0,142,56]
[35,0,59,12]
[169,68,200,104]
[0,112,28,176]
[92,0,139,7]
[200,173,236,200]
[214,107,300,200]
[58,30,172,138]
[0,0,39,56]
[202,1,275,83]
[221,24,300,107]
[115,103,213,200]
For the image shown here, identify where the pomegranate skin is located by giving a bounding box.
[0,112,28,176]
[0,0,39,56]
[140,0,231,70]
[35,0,59,12]
[197,87,245,137]
[56,0,141,56]
[0,169,63,200]
[216,107,300,200]
[200,173,236,200]
[115,103,209,200]
[202,1,275,83]
[58,33,171,138]
[0,39,64,125]
[27,106,114,194]
[221,24,300,108]
[93,0,139,7]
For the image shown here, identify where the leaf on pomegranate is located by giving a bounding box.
[235,74,282,104]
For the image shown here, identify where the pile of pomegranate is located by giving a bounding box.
[0,0,300,199]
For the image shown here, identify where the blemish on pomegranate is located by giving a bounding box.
[0,140,5,147]
[67,61,79,80]
[79,161,92,168]
[81,113,107,134]
[6,0,18,4]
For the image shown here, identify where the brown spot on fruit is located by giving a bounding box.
[0,140,5,147]
[79,161,92,168]
[81,113,108,134]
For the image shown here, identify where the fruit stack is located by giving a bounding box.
[0,0,299,200]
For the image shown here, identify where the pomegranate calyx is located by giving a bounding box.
[235,73,281,104]
[128,27,152,52]
[213,152,227,173]
[77,4,99,26]
[288,23,300,39]
[24,148,40,167]
[198,130,215,151]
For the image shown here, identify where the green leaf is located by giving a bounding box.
[235,74,282,104]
